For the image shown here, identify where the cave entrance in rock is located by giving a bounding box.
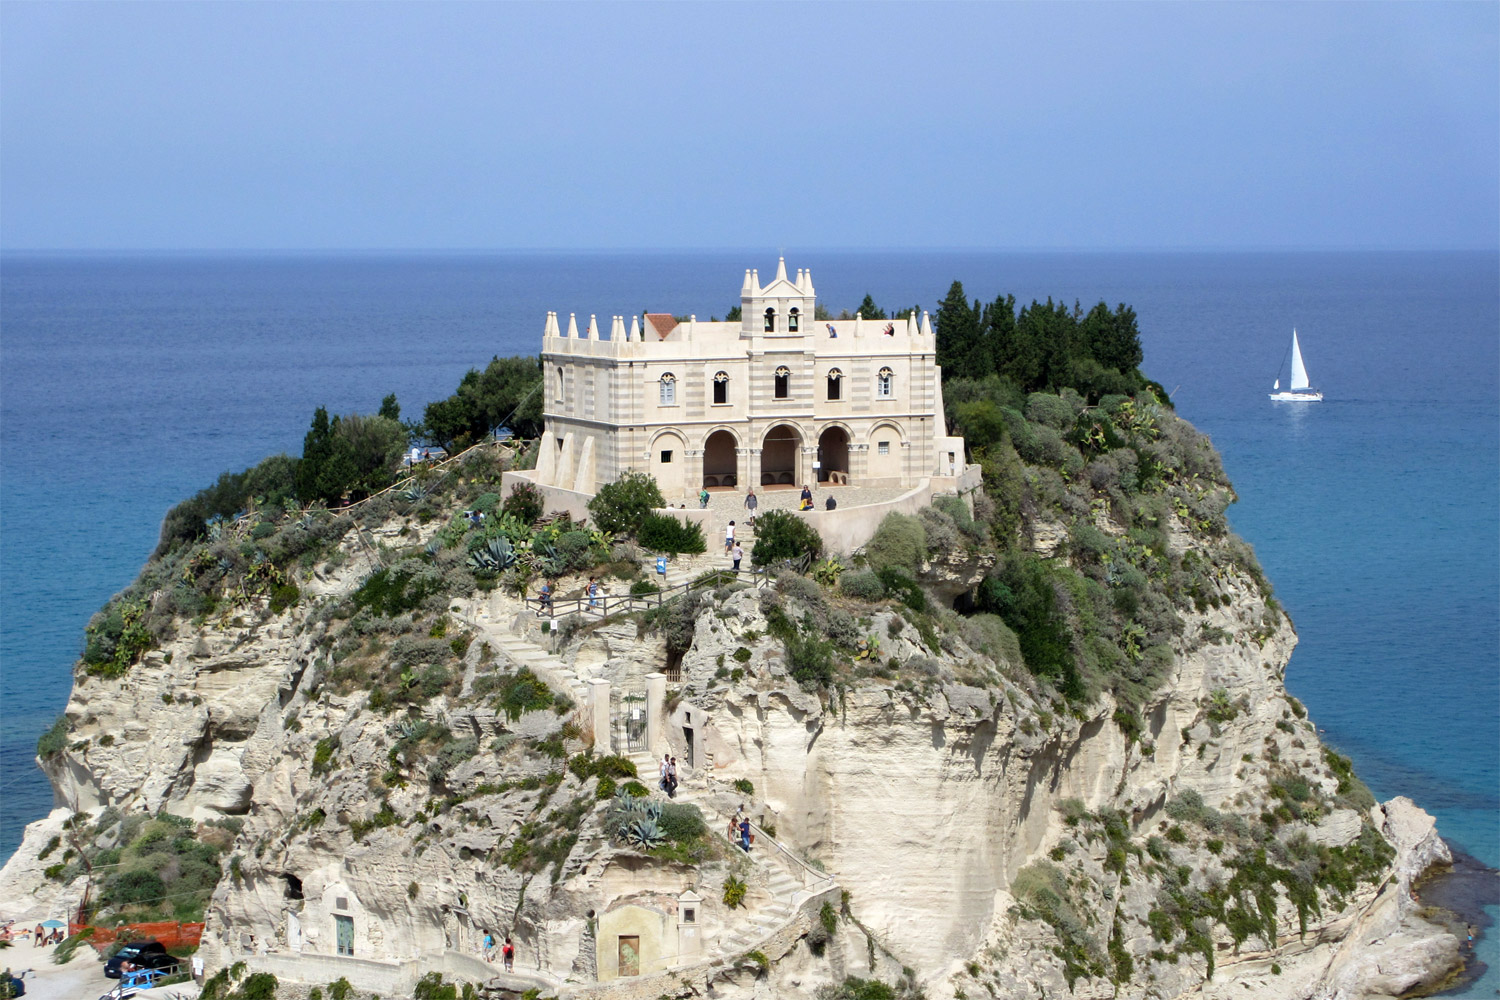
[817,426,850,484]
[760,424,801,486]
[702,430,738,489]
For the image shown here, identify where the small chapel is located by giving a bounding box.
[531,259,966,498]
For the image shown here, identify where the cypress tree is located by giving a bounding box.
[936,281,982,379]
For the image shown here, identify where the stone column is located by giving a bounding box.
[589,677,612,753]
[645,672,667,755]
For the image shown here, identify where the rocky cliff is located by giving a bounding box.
[0,431,1464,1000]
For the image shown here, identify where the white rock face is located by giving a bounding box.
[0,508,1463,1000]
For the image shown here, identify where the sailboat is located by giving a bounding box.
[1269,329,1323,402]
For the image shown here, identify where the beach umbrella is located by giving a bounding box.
[39,919,65,928]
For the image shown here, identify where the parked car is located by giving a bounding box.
[103,941,176,979]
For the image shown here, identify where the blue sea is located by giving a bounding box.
[2,251,1495,991]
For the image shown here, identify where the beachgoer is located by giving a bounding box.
[587,577,600,609]
[732,543,743,573]
[724,520,736,555]
[502,937,514,972]
[699,487,710,509]
[744,489,758,525]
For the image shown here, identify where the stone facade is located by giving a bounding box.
[533,259,966,498]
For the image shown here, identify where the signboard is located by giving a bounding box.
[656,556,668,575]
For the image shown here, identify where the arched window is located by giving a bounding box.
[774,365,791,399]
[659,372,677,406]
[826,367,842,401]
[556,367,565,402]
[788,307,800,332]
[763,307,776,333]
[713,370,729,405]
[876,367,894,399]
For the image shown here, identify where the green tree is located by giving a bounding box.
[856,294,886,320]
[587,471,665,535]
[295,407,336,502]
[421,356,543,450]
[982,293,1018,380]
[378,393,401,422]
[936,281,984,379]
[724,305,742,322]
[750,510,823,566]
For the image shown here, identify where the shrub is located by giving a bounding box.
[352,565,443,618]
[733,778,754,796]
[637,513,707,554]
[630,579,661,596]
[269,582,301,615]
[786,633,834,689]
[862,513,926,574]
[37,717,69,758]
[588,472,665,535]
[723,875,747,908]
[751,510,823,566]
[658,802,707,842]
[312,736,339,775]
[492,669,556,721]
[874,567,927,612]
[840,570,885,602]
[472,491,502,516]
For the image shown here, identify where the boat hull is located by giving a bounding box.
[1269,391,1323,402]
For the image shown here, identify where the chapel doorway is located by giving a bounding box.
[702,430,738,488]
[817,427,850,485]
[760,424,801,486]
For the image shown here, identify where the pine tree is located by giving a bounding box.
[856,294,886,320]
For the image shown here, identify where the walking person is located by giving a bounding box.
[587,576,601,609]
[744,488,758,526]
[666,756,678,798]
[502,937,514,972]
[739,815,753,852]
[538,580,553,617]
[732,542,743,573]
[483,930,495,961]
[724,520,736,555]
[659,753,671,794]
[698,486,710,509]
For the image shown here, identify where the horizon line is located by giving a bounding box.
[2,244,1496,256]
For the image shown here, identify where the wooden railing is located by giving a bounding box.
[522,551,814,622]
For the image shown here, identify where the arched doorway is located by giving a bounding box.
[702,430,738,488]
[760,424,801,486]
[817,427,850,485]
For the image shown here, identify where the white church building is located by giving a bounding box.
[529,259,967,500]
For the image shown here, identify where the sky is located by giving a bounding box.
[1,2,1495,252]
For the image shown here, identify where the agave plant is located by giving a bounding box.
[403,483,432,503]
[626,817,665,848]
[468,536,517,573]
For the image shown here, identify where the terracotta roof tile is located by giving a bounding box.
[645,313,676,340]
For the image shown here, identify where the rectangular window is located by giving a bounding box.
[660,380,675,405]
[660,450,673,464]
[827,377,840,401]
[774,373,790,399]
[877,374,892,398]
[713,379,728,404]
[878,441,890,455]
[335,915,354,956]
[682,907,696,924]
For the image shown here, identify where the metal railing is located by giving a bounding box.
[524,563,784,622]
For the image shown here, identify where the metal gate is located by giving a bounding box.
[624,701,647,752]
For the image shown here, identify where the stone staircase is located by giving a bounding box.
[626,750,835,965]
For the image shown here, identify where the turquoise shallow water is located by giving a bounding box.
[1,251,1494,990]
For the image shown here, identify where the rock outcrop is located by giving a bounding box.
[0,490,1463,1000]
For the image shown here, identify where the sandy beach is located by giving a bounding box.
[2,937,112,1000]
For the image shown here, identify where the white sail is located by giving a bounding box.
[1273,378,1280,390]
[1289,329,1310,391]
